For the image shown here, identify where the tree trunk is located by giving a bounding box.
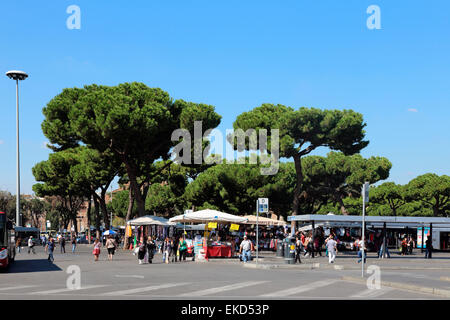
[100,190,110,230]
[87,196,92,244]
[338,197,349,215]
[292,154,304,216]
[124,160,146,217]
[93,196,101,240]
[123,189,135,250]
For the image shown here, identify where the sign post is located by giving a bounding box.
[257,198,269,265]
[184,210,193,235]
[361,182,370,277]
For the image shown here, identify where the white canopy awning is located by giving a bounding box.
[169,209,248,224]
[242,215,286,226]
[127,215,175,226]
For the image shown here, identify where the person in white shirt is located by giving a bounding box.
[239,235,253,263]
[27,236,36,254]
[325,235,337,263]
[356,237,367,263]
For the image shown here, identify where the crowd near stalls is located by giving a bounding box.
[288,214,450,258]
[121,209,288,263]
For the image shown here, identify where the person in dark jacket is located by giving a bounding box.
[162,237,172,264]
[146,236,156,264]
[425,236,433,259]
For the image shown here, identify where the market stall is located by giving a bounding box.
[127,215,176,249]
[169,209,248,259]
[242,215,287,251]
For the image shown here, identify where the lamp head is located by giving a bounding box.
[6,70,28,81]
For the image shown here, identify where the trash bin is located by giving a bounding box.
[284,237,295,264]
[276,239,284,257]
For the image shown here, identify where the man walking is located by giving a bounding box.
[60,236,66,254]
[425,236,433,259]
[27,236,36,254]
[46,237,55,262]
[239,235,253,263]
[71,236,77,253]
[325,235,337,264]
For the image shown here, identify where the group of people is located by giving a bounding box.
[400,237,415,255]
[92,235,118,261]
[135,235,188,265]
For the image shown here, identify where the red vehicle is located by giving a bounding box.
[0,212,15,269]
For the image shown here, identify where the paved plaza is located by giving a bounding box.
[1,245,450,300]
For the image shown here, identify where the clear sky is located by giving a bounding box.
[0,0,449,194]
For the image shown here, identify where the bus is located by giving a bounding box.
[0,212,15,269]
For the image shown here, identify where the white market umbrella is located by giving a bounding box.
[169,209,248,224]
[242,215,287,226]
[127,215,175,226]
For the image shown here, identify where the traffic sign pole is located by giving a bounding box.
[362,182,369,277]
[256,199,259,265]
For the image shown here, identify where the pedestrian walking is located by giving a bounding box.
[46,237,55,262]
[93,239,101,262]
[162,237,172,264]
[294,236,302,264]
[356,237,367,263]
[138,238,147,264]
[178,235,187,262]
[239,235,253,263]
[425,236,433,259]
[379,236,391,258]
[146,236,156,264]
[106,235,117,261]
[16,237,22,253]
[71,237,77,253]
[325,235,337,264]
[401,237,408,256]
[408,238,414,255]
[27,236,36,254]
[171,237,178,262]
[60,236,66,254]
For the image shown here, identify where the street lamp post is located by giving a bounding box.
[6,70,28,227]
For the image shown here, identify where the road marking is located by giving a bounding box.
[103,283,190,296]
[0,285,36,291]
[29,285,108,295]
[178,281,268,297]
[260,279,340,297]
[351,287,393,298]
[115,275,145,279]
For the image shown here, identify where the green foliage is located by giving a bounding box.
[405,173,450,217]
[231,103,369,215]
[41,82,222,217]
[107,190,137,218]
[370,182,405,216]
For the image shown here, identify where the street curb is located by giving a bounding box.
[341,276,450,298]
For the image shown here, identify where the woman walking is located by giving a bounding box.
[71,236,77,254]
[93,239,101,262]
[162,237,172,264]
[178,236,187,262]
[146,236,156,264]
[138,238,147,264]
[106,235,117,261]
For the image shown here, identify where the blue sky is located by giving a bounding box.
[0,0,449,194]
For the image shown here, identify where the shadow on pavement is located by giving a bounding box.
[8,259,63,273]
